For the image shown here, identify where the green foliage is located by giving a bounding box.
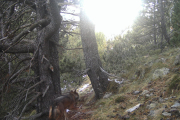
[115,96,126,103]
[168,75,180,91]
[106,81,119,94]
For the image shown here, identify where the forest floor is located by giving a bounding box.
[64,47,180,120]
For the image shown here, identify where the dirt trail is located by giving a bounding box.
[67,92,95,120]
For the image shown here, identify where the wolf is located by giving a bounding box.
[49,90,79,120]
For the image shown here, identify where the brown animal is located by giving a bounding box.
[49,90,79,120]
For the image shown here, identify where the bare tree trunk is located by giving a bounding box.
[36,0,62,119]
[80,5,109,99]
[154,0,157,45]
[160,0,170,44]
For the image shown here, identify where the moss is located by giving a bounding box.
[115,96,126,103]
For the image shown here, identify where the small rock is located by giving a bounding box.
[162,112,171,116]
[141,90,149,95]
[170,108,180,116]
[159,97,165,103]
[153,67,169,79]
[171,102,180,108]
[149,88,154,92]
[103,92,112,99]
[148,110,155,116]
[164,98,169,100]
[173,54,180,65]
[132,91,140,95]
[146,94,150,97]
[146,102,157,109]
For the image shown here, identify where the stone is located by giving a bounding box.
[148,110,155,116]
[153,68,169,79]
[146,102,157,109]
[162,112,171,116]
[103,92,112,99]
[170,108,180,116]
[126,103,141,113]
[159,97,165,103]
[132,91,140,95]
[141,90,149,95]
[171,102,180,108]
[174,54,180,65]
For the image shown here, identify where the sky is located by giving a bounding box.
[83,0,142,38]
[61,0,142,38]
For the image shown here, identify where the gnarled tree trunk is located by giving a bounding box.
[80,5,109,99]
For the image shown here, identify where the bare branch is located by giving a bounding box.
[42,85,49,97]
[99,66,120,78]
[61,11,79,16]
[18,92,42,120]
[0,41,35,53]
[12,18,51,44]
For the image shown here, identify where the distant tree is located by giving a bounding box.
[172,0,180,43]
[160,0,170,44]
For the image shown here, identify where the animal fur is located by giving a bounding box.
[49,90,79,120]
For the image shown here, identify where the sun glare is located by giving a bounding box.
[82,0,142,37]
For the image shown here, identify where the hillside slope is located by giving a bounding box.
[68,47,180,120]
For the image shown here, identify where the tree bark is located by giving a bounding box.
[80,5,109,99]
[160,0,170,44]
[35,0,62,119]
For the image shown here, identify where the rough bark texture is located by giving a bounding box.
[160,0,170,44]
[80,7,109,99]
[35,0,62,119]
[0,0,63,119]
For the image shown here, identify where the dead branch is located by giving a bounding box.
[61,11,79,16]
[12,18,50,44]
[0,41,35,53]
[18,92,42,120]
[99,66,120,78]
[42,85,49,97]
[73,68,90,76]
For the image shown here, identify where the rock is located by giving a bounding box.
[164,98,169,100]
[148,110,155,116]
[159,97,165,103]
[153,67,169,79]
[174,54,180,65]
[171,102,180,108]
[146,94,150,97]
[126,103,141,113]
[162,112,171,116]
[149,88,154,92]
[103,92,112,99]
[132,91,140,95]
[170,108,180,116]
[146,102,157,109]
[141,90,149,95]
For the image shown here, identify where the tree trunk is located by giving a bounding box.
[36,0,62,119]
[80,5,109,99]
[154,0,157,45]
[160,0,170,44]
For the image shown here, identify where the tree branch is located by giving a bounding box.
[18,92,42,120]
[0,41,35,53]
[12,18,50,44]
